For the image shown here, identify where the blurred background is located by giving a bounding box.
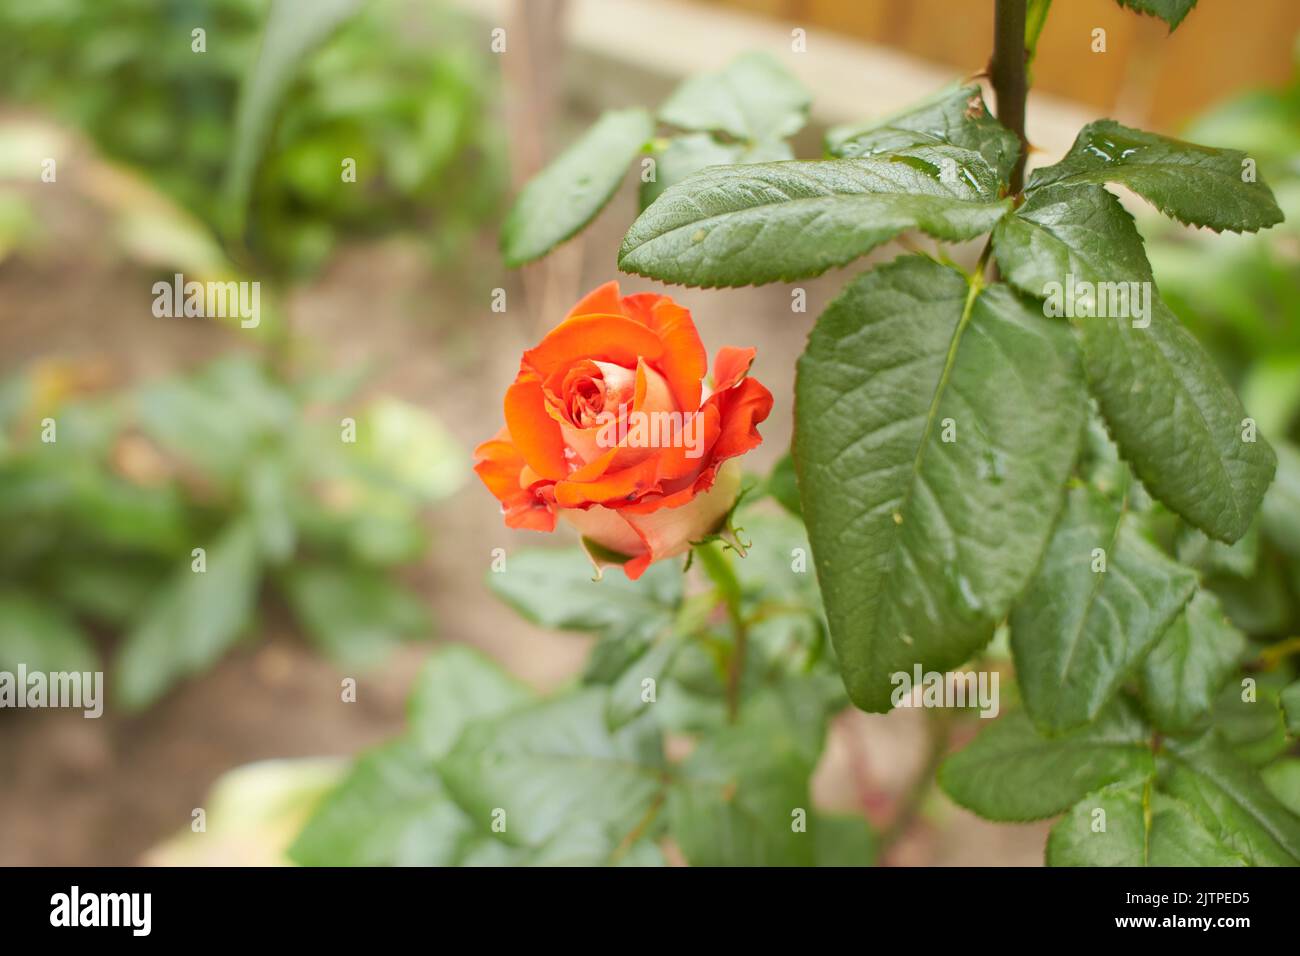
[0,0,1297,865]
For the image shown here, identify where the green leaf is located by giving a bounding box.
[1163,733,1300,865]
[657,52,810,143]
[1027,120,1283,233]
[115,519,261,709]
[487,548,681,639]
[1011,487,1197,733]
[827,84,1020,188]
[281,562,430,667]
[1260,441,1300,558]
[668,690,816,865]
[992,182,1152,298]
[794,258,1085,712]
[1075,295,1276,543]
[1113,0,1198,31]
[605,632,684,730]
[407,645,534,759]
[619,148,1011,288]
[765,451,802,518]
[1262,759,1300,816]
[813,814,878,867]
[223,0,363,233]
[439,689,665,848]
[1282,681,1300,736]
[1212,679,1289,765]
[501,109,653,266]
[938,703,1155,822]
[1140,591,1246,733]
[0,592,97,674]
[289,739,473,867]
[1047,780,1247,866]
[640,134,791,209]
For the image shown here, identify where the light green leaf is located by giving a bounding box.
[1027,120,1283,233]
[1140,591,1246,733]
[281,562,430,667]
[657,52,810,143]
[938,703,1154,822]
[1012,487,1197,733]
[1163,733,1300,865]
[439,689,665,848]
[501,108,653,266]
[620,148,1011,288]
[668,690,816,865]
[1114,0,1198,31]
[407,645,534,760]
[224,0,363,232]
[765,451,802,518]
[289,739,473,867]
[115,519,261,709]
[0,592,97,674]
[1047,780,1246,866]
[1075,296,1276,543]
[827,84,1019,187]
[488,548,681,639]
[794,258,1084,712]
[1212,679,1289,765]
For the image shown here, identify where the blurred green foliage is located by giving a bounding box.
[0,0,505,275]
[0,354,466,708]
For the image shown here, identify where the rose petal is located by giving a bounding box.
[504,376,569,480]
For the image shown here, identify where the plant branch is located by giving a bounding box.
[694,542,748,722]
[990,0,1030,196]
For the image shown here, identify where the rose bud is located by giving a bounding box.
[475,281,773,579]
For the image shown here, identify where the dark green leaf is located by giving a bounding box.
[1012,487,1197,733]
[1262,759,1300,816]
[795,258,1085,712]
[992,182,1152,297]
[1212,679,1289,765]
[439,689,665,848]
[501,109,653,266]
[1075,296,1276,543]
[939,703,1154,822]
[1140,591,1246,733]
[1027,120,1282,233]
[1047,780,1246,866]
[657,52,810,143]
[620,148,1011,288]
[827,84,1019,187]
[640,134,791,209]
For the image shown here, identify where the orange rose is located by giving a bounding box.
[475,281,773,579]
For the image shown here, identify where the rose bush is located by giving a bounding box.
[475,281,772,578]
